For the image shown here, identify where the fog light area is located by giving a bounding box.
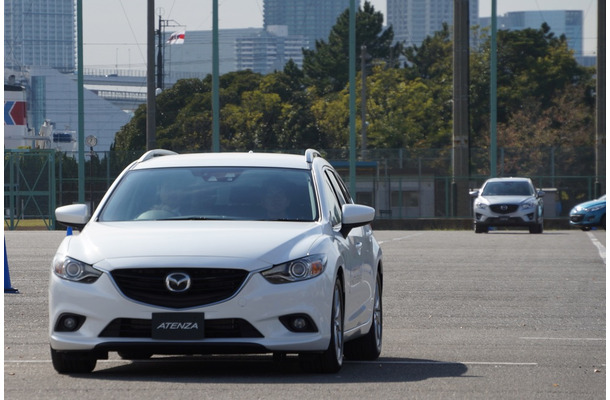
[55,314,86,332]
[279,314,318,333]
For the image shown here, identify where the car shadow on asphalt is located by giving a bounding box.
[75,356,468,383]
[482,231,566,235]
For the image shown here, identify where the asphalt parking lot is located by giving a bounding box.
[4,229,606,399]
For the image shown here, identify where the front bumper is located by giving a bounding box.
[474,212,538,227]
[49,271,334,355]
[569,212,603,227]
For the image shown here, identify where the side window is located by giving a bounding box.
[321,172,342,227]
[330,170,353,204]
[325,171,345,206]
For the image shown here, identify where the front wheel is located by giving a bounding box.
[300,279,344,373]
[475,224,488,233]
[345,273,382,361]
[51,348,96,374]
[529,222,543,234]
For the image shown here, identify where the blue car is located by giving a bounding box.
[569,195,606,231]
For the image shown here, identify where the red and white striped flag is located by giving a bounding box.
[167,31,185,45]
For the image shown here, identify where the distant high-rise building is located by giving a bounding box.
[236,27,308,74]
[263,0,357,47]
[4,0,76,70]
[387,0,479,48]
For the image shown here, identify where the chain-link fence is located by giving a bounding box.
[4,147,605,230]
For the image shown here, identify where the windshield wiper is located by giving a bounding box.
[158,216,219,221]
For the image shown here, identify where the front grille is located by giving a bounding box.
[99,318,263,338]
[490,204,519,214]
[111,268,249,308]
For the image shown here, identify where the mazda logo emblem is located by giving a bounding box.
[165,272,191,293]
[500,205,508,211]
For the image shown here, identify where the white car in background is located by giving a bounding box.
[470,177,545,234]
[49,149,383,374]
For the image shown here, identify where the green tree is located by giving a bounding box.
[302,1,401,95]
[310,91,350,149]
[403,23,453,81]
[366,68,451,150]
[113,71,263,152]
[469,23,594,157]
[497,82,595,177]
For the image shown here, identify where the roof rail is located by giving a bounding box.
[305,149,321,164]
[137,149,178,163]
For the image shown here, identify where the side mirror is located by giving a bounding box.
[469,189,480,198]
[537,190,545,198]
[340,204,375,238]
[55,204,90,231]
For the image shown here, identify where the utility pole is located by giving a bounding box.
[156,14,163,90]
[146,0,156,150]
[452,0,470,217]
[212,0,220,152]
[490,0,497,177]
[76,0,85,203]
[360,45,369,160]
[595,0,605,197]
[348,0,356,196]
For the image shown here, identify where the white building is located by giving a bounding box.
[4,0,132,151]
[387,0,479,48]
[4,68,131,152]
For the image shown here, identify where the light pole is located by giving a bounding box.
[349,0,356,196]
[146,0,156,150]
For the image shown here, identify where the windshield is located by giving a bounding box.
[481,181,534,196]
[98,167,318,222]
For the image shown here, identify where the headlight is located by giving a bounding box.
[584,204,605,212]
[521,200,537,210]
[261,255,327,284]
[52,254,102,283]
[474,200,487,209]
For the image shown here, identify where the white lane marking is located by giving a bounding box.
[378,232,424,245]
[586,232,606,264]
[520,337,605,341]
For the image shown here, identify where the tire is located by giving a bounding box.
[300,279,344,373]
[345,273,382,361]
[51,348,96,374]
[601,215,606,230]
[581,226,592,231]
[529,222,543,234]
[475,224,488,233]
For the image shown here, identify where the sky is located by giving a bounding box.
[82,0,598,70]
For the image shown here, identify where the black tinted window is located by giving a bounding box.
[482,181,534,196]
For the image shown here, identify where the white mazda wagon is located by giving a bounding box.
[50,149,383,374]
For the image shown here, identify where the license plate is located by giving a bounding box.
[152,313,205,340]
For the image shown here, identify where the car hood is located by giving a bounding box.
[572,198,606,212]
[479,195,536,204]
[63,220,324,271]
